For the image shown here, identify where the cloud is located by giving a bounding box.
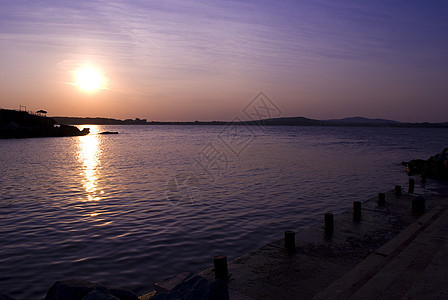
[1,0,448,120]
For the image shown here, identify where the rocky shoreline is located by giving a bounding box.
[0,109,89,139]
[402,148,448,181]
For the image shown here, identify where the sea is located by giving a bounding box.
[1,125,447,298]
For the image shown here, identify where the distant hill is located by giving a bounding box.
[256,116,398,126]
[324,117,400,124]
[260,116,448,128]
[260,116,323,126]
[50,115,448,128]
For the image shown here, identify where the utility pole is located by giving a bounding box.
[19,105,27,112]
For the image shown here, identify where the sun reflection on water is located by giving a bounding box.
[77,127,103,202]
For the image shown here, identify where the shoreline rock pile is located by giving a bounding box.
[44,279,139,300]
[0,275,229,300]
[402,148,448,180]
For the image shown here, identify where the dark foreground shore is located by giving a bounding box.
[197,181,448,299]
[3,178,445,300]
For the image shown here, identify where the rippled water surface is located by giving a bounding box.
[1,125,447,298]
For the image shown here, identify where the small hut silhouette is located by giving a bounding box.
[36,110,47,116]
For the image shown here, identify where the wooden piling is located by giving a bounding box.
[324,213,334,235]
[394,185,402,196]
[408,178,415,193]
[213,255,229,281]
[378,193,386,206]
[353,201,361,222]
[284,230,295,252]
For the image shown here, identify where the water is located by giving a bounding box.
[1,125,447,298]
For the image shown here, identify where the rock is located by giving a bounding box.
[0,109,89,139]
[154,272,191,293]
[45,279,138,300]
[83,288,120,300]
[136,291,156,300]
[45,279,98,300]
[107,287,138,300]
[151,274,229,300]
[404,148,448,180]
[403,159,427,175]
[0,294,17,300]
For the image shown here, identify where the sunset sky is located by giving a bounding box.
[1,0,448,122]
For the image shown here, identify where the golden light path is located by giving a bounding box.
[77,127,104,202]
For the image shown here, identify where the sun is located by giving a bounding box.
[75,67,105,92]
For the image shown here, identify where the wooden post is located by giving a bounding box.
[324,213,334,235]
[284,230,295,252]
[408,178,415,194]
[353,201,361,221]
[213,255,229,281]
[378,193,386,206]
[394,185,402,196]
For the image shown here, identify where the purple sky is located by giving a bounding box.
[1,0,448,122]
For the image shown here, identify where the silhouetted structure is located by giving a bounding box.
[0,109,89,138]
[36,109,47,116]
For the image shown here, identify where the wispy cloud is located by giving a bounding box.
[1,0,448,121]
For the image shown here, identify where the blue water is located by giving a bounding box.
[0,125,447,298]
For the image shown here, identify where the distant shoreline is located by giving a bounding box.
[53,116,448,128]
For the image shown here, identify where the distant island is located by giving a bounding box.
[0,109,89,139]
[53,115,448,128]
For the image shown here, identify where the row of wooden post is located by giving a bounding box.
[213,178,425,281]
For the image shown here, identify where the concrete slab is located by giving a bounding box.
[150,184,448,300]
[198,190,448,299]
[315,203,448,300]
